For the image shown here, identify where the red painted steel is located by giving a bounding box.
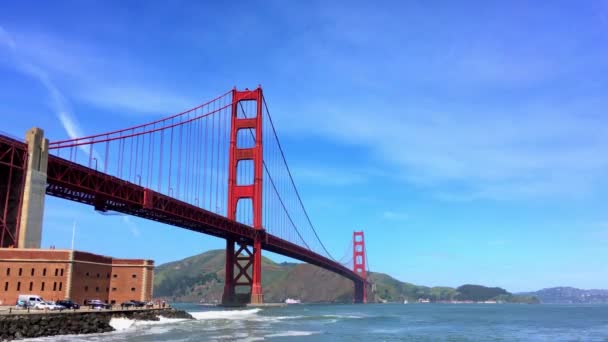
[353,231,367,303]
[0,136,27,248]
[224,88,264,304]
[37,150,363,281]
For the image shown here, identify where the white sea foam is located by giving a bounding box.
[109,317,135,331]
[189,308,262,320]
[265,330,319,337]
[266,315,305,320]
[209,332,264,342]
[322,314,363,319]
[136,316,190,325]
[108,315,189,332]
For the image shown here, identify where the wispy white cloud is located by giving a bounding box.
[0,26,98,161]
[4,30,197,115]
[262,4,608,201]
[122,216,141,238]
[382,210,409,221]
[76,85,194,114]
[0,26,16,49]
[292,165,377,186]
[57,111,84,140]
[280,97,608,201]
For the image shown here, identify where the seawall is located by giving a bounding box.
[0,308,193,341]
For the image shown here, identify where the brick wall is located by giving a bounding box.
[109,259,151,304]
[0,249,70,305]
[70,261,112,305]
[0,249,154,306]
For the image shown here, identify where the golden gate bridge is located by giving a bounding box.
[0,87,369,304]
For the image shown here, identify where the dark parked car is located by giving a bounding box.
[56,299,80,309]
[85,299,111,309]
[130,300,146,308]
[120,300,137,308]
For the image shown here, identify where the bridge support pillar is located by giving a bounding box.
[250,233,263,304]
[18,128,48,248]
[222,238,236,304]
[354,280,367,304]
[221,239,263,306]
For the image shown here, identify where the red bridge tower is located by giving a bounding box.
[353,231,367,303]
[222,87,265,305]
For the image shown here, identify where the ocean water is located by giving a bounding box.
[24,303,608,341]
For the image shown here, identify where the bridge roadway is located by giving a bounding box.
[1,135,364,284]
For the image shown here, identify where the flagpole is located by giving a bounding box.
[71,220,76,251]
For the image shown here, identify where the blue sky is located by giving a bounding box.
[1,1,608,292]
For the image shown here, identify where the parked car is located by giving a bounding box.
[130,300,146,308]
[85,299,111,309]
[56,299,80,309]
[34,301,65,310]
[120,300,137,308]
[15,299,27,309]
[17,294,44,308]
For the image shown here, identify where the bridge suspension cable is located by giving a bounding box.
[261,96,336,261]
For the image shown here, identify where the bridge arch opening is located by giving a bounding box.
[236,129,256,149]
[236,100,258,119]
[235,198,253,226]
[236,160,254,186]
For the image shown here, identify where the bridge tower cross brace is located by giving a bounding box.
[353,231,367,303]
[222,87,264,305]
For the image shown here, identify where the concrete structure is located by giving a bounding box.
[0,248,153,306]
[18,128,48,248]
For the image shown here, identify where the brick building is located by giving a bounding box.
[0,248,153,306]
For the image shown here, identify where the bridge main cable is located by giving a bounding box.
[261,95,336,262]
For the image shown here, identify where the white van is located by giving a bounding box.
[17,294,44,307]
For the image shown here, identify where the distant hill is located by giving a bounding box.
[519,287,608,304]
[153,249,538,304]
[154,249,352,303]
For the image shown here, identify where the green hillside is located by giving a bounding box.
[153,249,538,304]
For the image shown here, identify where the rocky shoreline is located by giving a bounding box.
[0,308,193,341]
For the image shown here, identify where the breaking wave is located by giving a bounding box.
[265,330,319,337]
[109,315,191,331]
[188,308,262,320]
